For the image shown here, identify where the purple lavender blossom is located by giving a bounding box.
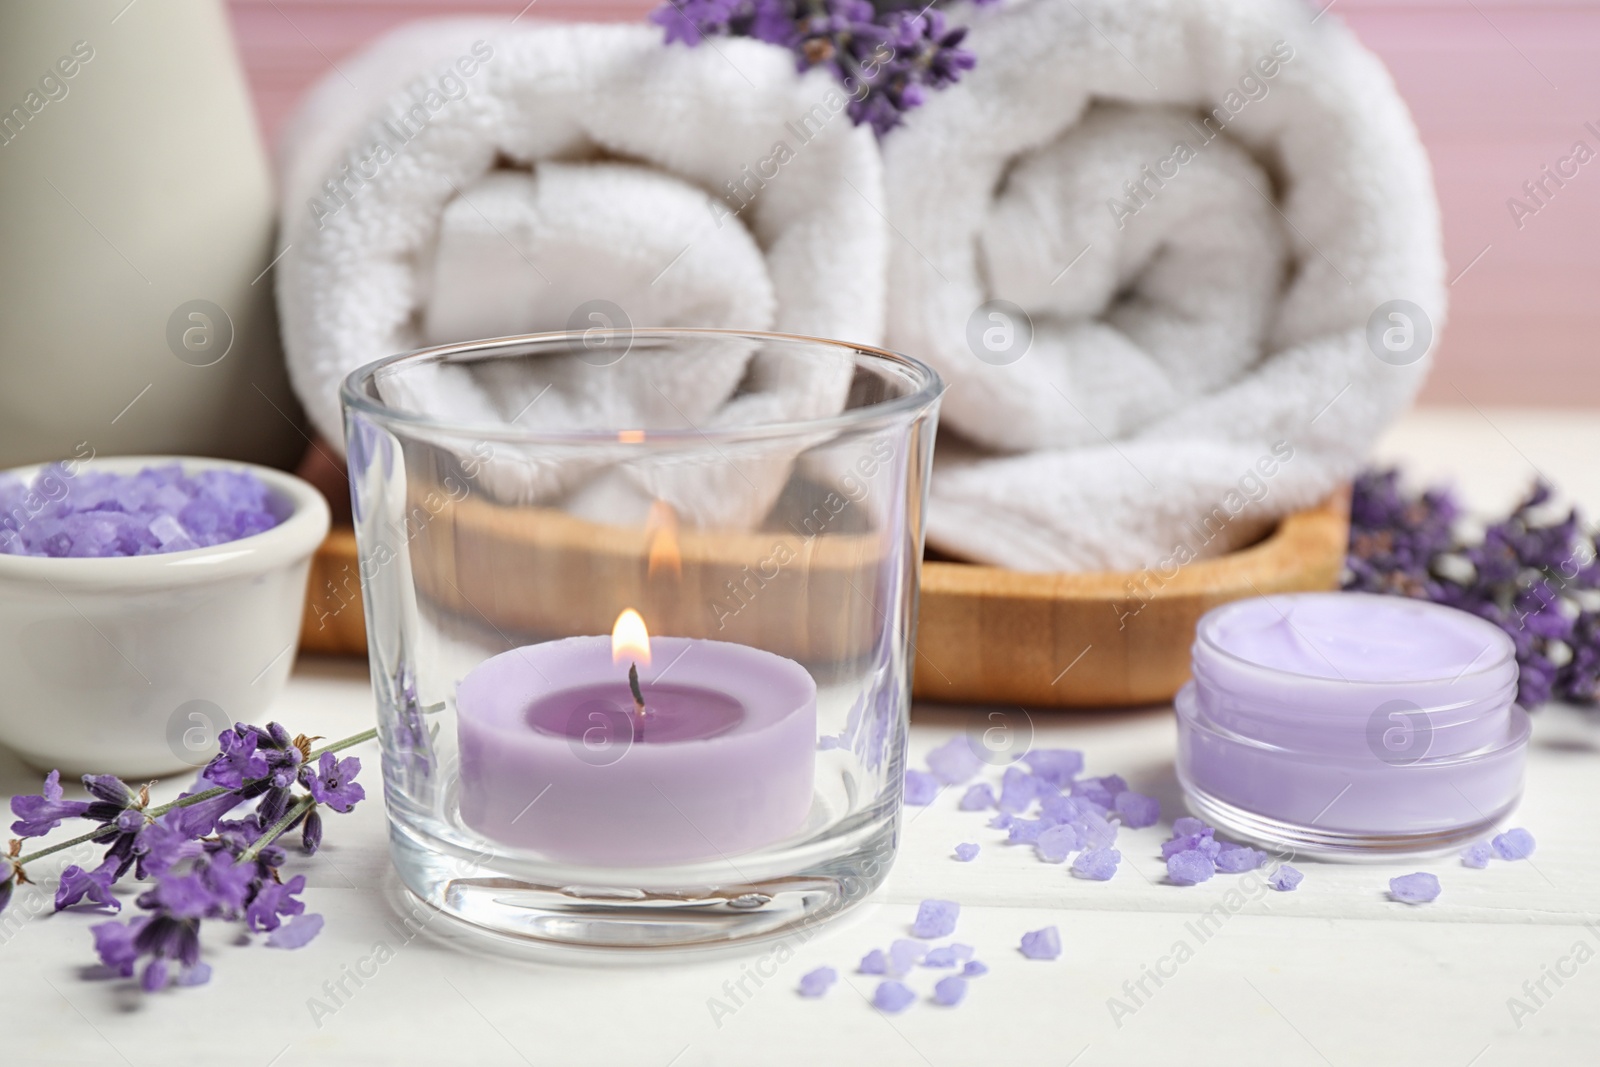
[650,0,992,137]
[55,859,120,912]
[1346,469,1600,707]
[10,770,90,838]
[304,752,366,813]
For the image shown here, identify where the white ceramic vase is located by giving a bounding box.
[0,0,306,471]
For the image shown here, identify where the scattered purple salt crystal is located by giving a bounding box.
[1161,830,1219,861]
[1167,850,1216,886]
[1492,827,1536,861]
[912,899,959,939]
[1072,847,1120,881]
[922,943,974,969]
[933,975,968,1006]
[1035,823,1081,864]
[1073,811,1118,850]
[1040,794,1097,824]
[1389,872,1442,904]
[1007,818,1048,846]
[925,737,983,785]
[954,842,980,862]
[1019,926,1061,960]
[1021,749,1084,787]
[1070,777,1117,810]
[860,948,888,975]
[1268,865,1304,892]
[997,766,1038,814]
[1114,791,1161,829]
[904,770,939,806]
[988,813,1015,831]
[1215,844,1267,873]
[1460,841,1494,868]
[798,966,838,997]
[958,783,996,811]
[889,939,927,975]
[962,960,989,978]
[1173,817,1209,837]
[873,980,916,1014]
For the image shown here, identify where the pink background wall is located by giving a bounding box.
[226,0,1600,407]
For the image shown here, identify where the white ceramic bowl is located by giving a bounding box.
[0,456,330,777]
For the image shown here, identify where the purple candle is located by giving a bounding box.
[456,610,817,866]
[1176,593,1529,858]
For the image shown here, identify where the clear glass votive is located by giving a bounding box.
[342,330,941,951]
[1175,592,1529,860]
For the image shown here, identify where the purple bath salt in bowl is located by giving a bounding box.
[0,462,281,557]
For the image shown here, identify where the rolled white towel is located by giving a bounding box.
[885,0,1444,571]
[276,19,887,526]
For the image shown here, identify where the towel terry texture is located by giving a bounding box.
[275,19,887,528]
[885,0,1444,571]
[276,2,1444,570]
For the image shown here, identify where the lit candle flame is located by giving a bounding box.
[646,501,682,580]
[612,608,651,668]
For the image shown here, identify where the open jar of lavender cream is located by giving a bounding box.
[1175,592,1529,860]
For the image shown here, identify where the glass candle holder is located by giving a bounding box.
[1176,592,1529,860]
[342,330,941,951]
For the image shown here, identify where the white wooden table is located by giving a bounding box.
[4,408,1598,1066]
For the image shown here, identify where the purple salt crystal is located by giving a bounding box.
[1389,872,1442,904]
[1020,749,1084,787]
[873,980,916,1014]
[1460,841,1494,869]
[954,842,980,862]
[958,783,995,811]
[1072,847,1120,881]
[1167,850,1216,886]
[933,975,968,1006]
[1161,830,1219,861]
[860,948,888,975]
[988,813,1015,830]
[997,766,1038,814]
[1019,926,1061,960]
[1035,823,1081,864]
[1214,844,1267,873]
[912,899,959,939]
[0,464,280,558]
[1070,777,1116,810]
[904,770,939,806]
[1040,794,1099,824]
[798,966,837,997]
[925,737,983,785]
[1007,818,1048,846]
[889,939,927,975]
[1114,791,1161,829]
[1268,865,1304,892]
[1173,817,1209,837]
[962,960,989,977]
[1073,812,1118,850]
[1492,828,1536,861]
[923,943,973,968]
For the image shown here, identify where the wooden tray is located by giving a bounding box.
[299,492,1349,708]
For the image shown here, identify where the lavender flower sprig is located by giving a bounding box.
[651,0,996,136]
[3,723,378,992]
[1346,468,1600,707]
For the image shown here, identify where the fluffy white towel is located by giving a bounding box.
[275,19,887,526]
[885,0,1445,571]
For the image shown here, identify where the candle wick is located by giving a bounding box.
[628,661,646,715]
